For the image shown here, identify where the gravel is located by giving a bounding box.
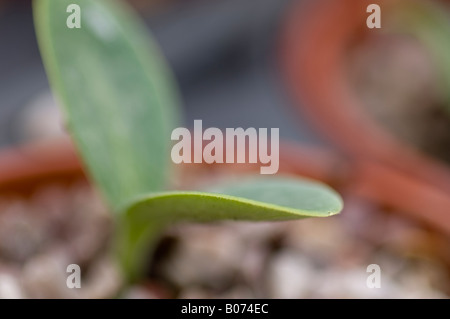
[0,183,448,298]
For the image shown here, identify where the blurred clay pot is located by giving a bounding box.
[0,137,83,195]
[280,0,450,235]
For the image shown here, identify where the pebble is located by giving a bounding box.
[0,272,24,299]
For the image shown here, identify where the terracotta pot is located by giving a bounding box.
[0,136,341,194]
[280,0,450,234]
[0,137,83,195]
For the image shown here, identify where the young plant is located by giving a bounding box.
[34,0,343,283]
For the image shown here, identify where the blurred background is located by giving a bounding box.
[0,0,321,146]
[1,0,450,298]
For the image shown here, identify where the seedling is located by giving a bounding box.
[34,0,343,283]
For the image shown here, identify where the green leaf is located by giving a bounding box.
[118,176,343,281]
[34,0,180,212]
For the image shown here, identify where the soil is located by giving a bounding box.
[0,182,120,298]
[0,182,449,298]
